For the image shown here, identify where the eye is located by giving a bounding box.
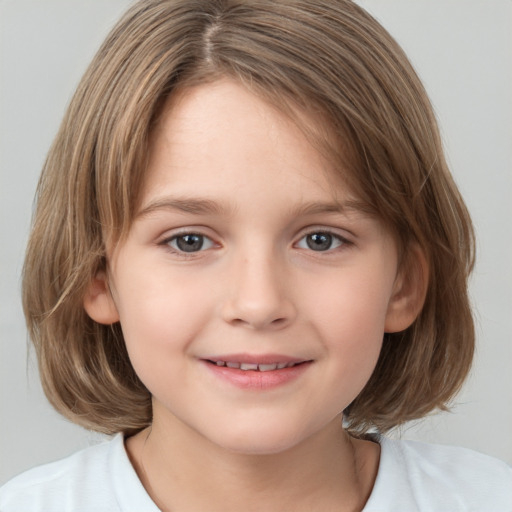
[296,231,346,252]
[167,233,215,253]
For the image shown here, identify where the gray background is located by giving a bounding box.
[1,0,511,485]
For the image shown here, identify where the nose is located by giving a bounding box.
[220,250,296,330]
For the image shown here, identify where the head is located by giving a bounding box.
[23,0,475,436]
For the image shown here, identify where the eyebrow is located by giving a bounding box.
[290,199,369,217]
[137,197,232,218]
[136,196,370,220]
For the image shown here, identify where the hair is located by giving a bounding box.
[23,0,475,436]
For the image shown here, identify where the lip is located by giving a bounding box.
[205,353,306,365]
[201,353,313,390]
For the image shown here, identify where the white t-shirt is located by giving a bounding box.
[1,434,511,511]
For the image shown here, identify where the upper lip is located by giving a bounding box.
[204,356,311,371]
[202,353,308,365]
[202,354,313,372]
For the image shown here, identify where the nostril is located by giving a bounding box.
[220,293,296,329]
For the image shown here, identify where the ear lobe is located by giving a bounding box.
[384,245,429,333]
[83,271,120,325]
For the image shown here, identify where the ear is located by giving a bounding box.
[384,244,429,333]
[83,271,120,325]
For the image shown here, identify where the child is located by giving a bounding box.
[1,0,510,510]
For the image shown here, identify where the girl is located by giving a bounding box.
[1,0,511,510]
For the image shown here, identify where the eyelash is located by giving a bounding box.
[160,229,351,258]
[295,231,350,252]
[162,232,216,257]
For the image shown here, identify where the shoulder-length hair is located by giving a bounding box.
[23,0,475,435]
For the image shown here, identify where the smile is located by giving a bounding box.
[208,360,302,372]
[203,356,312,390]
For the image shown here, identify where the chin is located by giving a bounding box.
[205,422,315,456]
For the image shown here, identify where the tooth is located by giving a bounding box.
[216,361,225,366]
[240,363,258,371]
[258,363,278,372]
[277,363,287,369]
[227,362,241,369]
[286,362,297,368]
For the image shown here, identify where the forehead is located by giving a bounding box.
[141,79,362,213]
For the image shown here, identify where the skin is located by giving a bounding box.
[85,79,425,511]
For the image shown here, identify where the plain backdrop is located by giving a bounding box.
[1,0,511,485]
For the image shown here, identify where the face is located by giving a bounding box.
[86,79,417,455]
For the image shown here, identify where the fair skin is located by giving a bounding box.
[85,79,424,511]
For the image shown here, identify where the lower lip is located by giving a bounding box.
[203,361,312,390]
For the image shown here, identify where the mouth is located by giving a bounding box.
[202,355,312,389]
[205,360,307,372]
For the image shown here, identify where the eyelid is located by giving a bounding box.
[158,228,219,257]
[293,227,353,252]
[157,225,215,242]
[295,225,353,241]
[170,234,215,250]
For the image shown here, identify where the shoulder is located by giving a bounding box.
[391,437,512,480]
[0,434,158,512]
[365,436,512,511]
[0,436,118,512]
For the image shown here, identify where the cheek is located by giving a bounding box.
[303,270,392,387]
[113,271,215,374]
[307,269,392,340]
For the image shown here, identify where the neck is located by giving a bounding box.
[126,414,379,512]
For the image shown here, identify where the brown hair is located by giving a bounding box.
[22,0,475,435]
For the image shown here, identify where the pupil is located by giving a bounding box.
[177,234,203,252]
[307,233,332,251]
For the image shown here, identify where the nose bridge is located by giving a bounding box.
[221,239,295,329]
